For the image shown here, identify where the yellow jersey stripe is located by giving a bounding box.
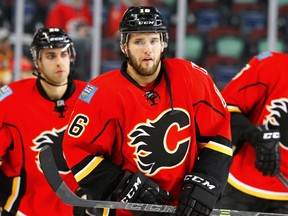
[4,176,21,212]
[204,141,233,156]
[103,207,110,215]
[227,105,241,113]
[228,173,288,200]
[75,157,104,182]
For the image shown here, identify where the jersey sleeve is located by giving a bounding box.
[189,63,233,191]
[221,54,269,117]
[63,83,118,166]
[63,83,123,200]
[0,125,25,177]
[0,85,24,177]
[220,53,274,148]
[0,126,12,161]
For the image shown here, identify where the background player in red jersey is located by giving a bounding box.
[0,27,86,216]
[62,6,233,216]
[215,51,288,214]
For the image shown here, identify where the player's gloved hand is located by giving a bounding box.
[73,188,101,216]
[176,172,221,216]
[112,171,174,204]
[73,188,89,216]
[244,125,281,176]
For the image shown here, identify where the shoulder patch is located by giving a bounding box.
[256,51,272,60]
[79,84,98,104]
[0,85,13,101]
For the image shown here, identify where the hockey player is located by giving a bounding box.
[0,27,86,215]
[62,6,233,216]
[215,51,288,213]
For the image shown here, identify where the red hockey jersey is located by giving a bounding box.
[222,52,288,200]
[63,58,232,215]
[0,78,86,215]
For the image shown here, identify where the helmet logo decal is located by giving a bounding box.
[140,8,151,13]
[43,32,50,43]
[128,108,191,176]
[139,21,155,25]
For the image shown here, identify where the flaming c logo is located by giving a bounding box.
[128,108,191,176]
[31,127,70,174]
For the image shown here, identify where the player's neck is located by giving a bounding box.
[140,80,156,92]
[41,80,68,100]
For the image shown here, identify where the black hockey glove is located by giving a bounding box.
[244,125,281,176]
[176,172,221,216]
[112,171,174,204]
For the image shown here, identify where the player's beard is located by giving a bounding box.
[128,51,161,77]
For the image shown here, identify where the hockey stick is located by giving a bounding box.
[277,173,288,189]
[39,145,176,213]
[39,145,287,216]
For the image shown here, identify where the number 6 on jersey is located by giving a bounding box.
[68,114,89,137]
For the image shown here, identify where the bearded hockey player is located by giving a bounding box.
[62,6,233,216]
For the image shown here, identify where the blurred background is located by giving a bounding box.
[0,0,286,90]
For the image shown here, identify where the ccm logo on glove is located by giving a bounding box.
[121,176,142,202]
[263,131,280,139]
[113,171,173,205]
[184,174,216,190]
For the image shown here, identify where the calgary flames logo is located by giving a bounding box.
[128,108,191,176]
[31,126,70,174]
[264,98,288,148]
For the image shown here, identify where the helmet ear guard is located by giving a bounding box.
[119,6,169,48]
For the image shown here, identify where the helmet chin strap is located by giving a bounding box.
[32,70,69,87]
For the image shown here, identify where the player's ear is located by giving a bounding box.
[120,44,128,57]
[161,42,164,52]
[34,60,39,69]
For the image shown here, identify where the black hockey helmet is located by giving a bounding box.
[119,6,168,48]
[30,27,76,64]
